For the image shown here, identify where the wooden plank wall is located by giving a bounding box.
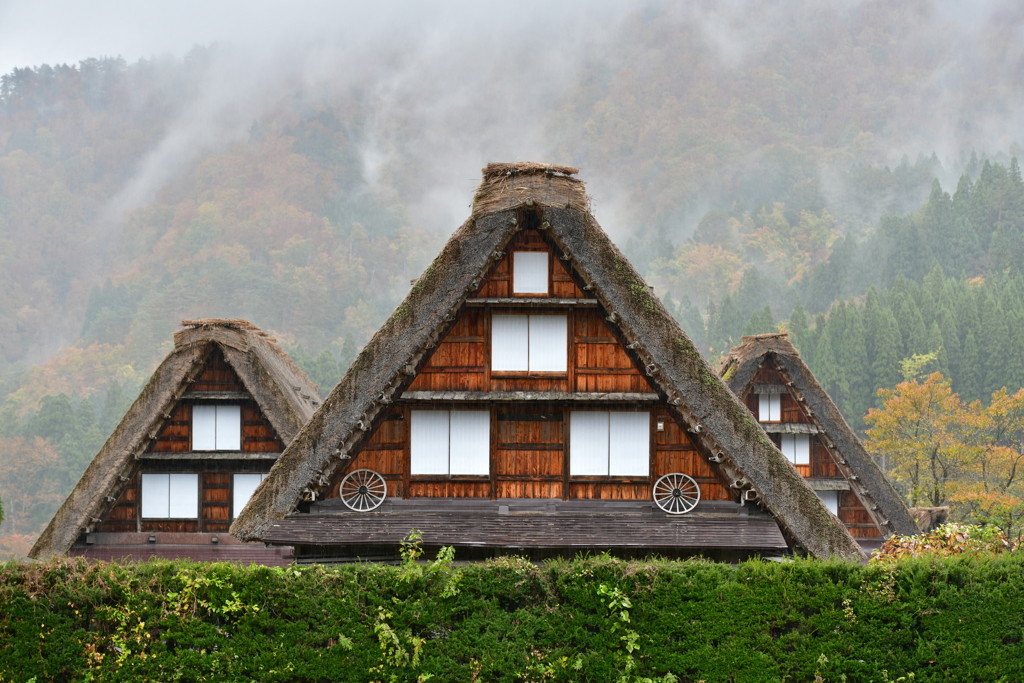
[332,405,732,503]
[98,466,271,533]
[191,350,245,392]
[474,229,584,299]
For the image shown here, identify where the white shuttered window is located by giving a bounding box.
[815,490,839,515]
[411,410,490,475]
[758,393,781,422]
[141,473,199,518]
[233,473,268,518]
[491,316,530,372]
[570,411,650,476]
[192,404,241,451]
[512,251,549,294]
[491,315,567,372]
[780,433,810,465]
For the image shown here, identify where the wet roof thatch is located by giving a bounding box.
[231,163,865,561]
[30,320,320,559]
[720,332,919,537]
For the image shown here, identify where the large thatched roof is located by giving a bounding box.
[30,320,320,559]
[719,332,919,537]
[231,163,865,561]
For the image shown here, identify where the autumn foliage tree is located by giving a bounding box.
[866,372,1024,546]
[865,372,981,509]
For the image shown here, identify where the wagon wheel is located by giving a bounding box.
[339,469,387,511]
[652,473,701,515]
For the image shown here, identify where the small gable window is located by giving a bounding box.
[758,393,781,422]
[141,473,199,518]
[411,410,490,475]
[815,490,839,515]
[492,314,567,372]
[780,433,810,465]
[570,411,649,476]
[233,473,268,518]
[512,251,549,294]
[193,405,241,451]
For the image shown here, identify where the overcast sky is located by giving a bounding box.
[0,1,329,75]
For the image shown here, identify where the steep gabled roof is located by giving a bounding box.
[30,319,320,559]
[719,332,919,537]
[232,163,865,561]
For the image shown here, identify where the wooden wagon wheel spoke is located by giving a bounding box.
[652,473,701,515]
[339,469,387,512]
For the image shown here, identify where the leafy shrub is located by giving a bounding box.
[2,552,1024,682]
[872,523,1011,562]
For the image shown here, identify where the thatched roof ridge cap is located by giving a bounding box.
[483,161,579,178]
[740,332,789,342]
[181,318,257,330]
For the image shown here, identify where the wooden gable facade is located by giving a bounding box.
[720,333,920,550]
[233,163,867,563]
[30,320,320,564]
[323,226,733,512]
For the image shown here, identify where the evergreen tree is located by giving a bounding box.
[100,380,127,434]
[960,329,981,404]
[928,321,948,377]
[837,304,871,429]
[982,297,1009,396]
[311,349,343,398]
[337,333,359,374]
[787,301,812,363]
[871,306,902,399]
[676,294,707,348]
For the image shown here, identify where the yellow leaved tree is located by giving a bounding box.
[866,369,1024,547]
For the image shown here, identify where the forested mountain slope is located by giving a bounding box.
[2,1,1024,555]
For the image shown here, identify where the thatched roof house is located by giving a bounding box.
[720,333,919,548]
[30,319,320,562]
[231,163,866,562]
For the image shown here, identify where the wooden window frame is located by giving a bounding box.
[510,249,552,298]
[139,472,200,520]
[568,410,651,477]
[490,312,568,375]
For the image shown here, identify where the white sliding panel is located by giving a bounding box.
[411,410,450,474]
[570,411,609,475]
[758,393,781,422]
[780,434,810,465]
[449,411,490,475]
[215,405,241,451]
[192,405,217,451]
[529,315,567,372]
[233,473,265,517]
[491,315,529,371]
[792,433,810,465]
[815,490,839,515]
[609,412,650,476]
[513,252,549,294]
[168,473,199,518]
[141,473,169,518]
[780,434,795,463]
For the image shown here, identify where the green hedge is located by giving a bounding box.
[1,552,1023,682]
